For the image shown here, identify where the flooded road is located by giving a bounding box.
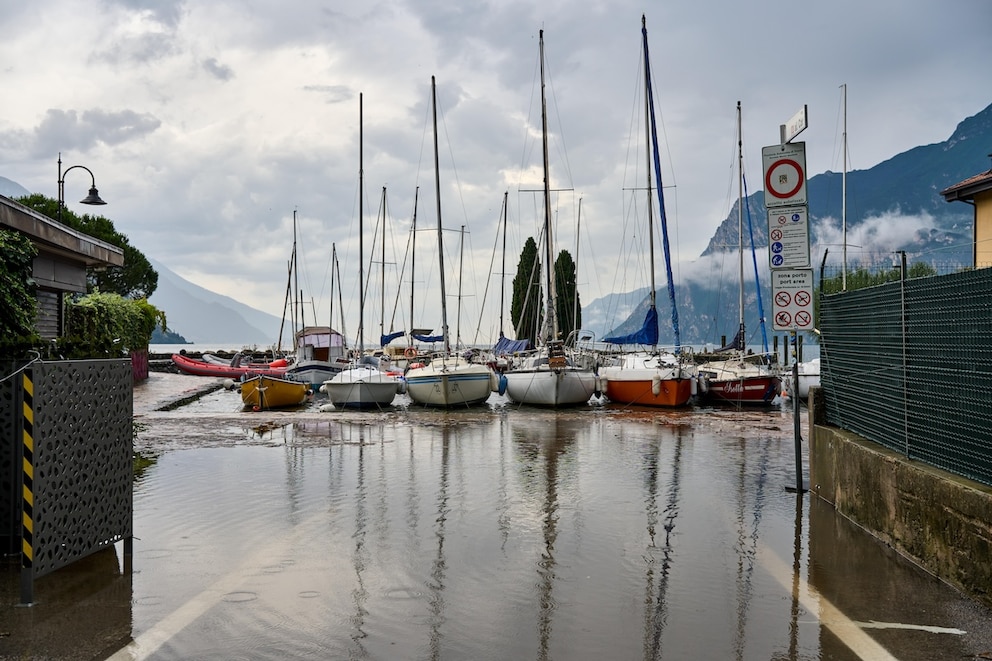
[3,373,991,660]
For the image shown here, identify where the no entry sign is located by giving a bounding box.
[762,142,807,208]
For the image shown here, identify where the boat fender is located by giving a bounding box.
[593,375,603,399]
[652,375,662,397]
[319,383,328,393]
[318,403,335,413]
[690,376,698,397]
[223,378,239,390]
[396,378,407,395]
[498,373,507,396]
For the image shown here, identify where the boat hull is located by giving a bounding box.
[601,371,693,408]
[503,368,596,407]
[240,375,310,410]
[406,358,493,408]
[172,353,288,379]
[697,361,781,405]
[321,366,400,408]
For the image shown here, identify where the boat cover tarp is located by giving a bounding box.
[604,306,659,346]
[718,328,744,352]
[380,330,405,346]
[493,333,530,355]
[411,332,444,343]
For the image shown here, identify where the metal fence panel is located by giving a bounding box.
[28,359,133,579]
[820,269,992,486]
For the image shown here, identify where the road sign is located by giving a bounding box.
[762,142,807,207]
[772,268,814,331]
[767,206,810,269]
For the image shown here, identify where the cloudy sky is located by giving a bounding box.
[2,0,990,344]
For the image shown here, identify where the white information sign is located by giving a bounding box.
[772,269,815,331]
[762,142,807,207]
[767,206,810,269]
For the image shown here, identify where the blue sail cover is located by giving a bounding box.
[493,333,530,354]
[380,330,405,347]
[604,306,659,346]
[411,332,444,343]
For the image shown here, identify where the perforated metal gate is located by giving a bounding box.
[2,358,133,603]
[819,268,992,486]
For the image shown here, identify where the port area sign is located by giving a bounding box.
[772,269,814,331]
[762,142,807,207]
[767,205,810,268]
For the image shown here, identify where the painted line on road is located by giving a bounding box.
[105,510,329,661]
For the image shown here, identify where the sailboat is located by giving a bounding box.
[697,102,782,405]
[321,93,401,409]
[404,76,496,408]
[598,15,695,409]
[282,210,350,388]
[501,29,597,408]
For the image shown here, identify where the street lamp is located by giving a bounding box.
[57,152,107,223]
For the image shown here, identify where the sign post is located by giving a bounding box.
[764,126,810,495]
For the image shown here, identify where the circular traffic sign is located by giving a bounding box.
[795,311,812,327]
[775,311,792,326]
[795,291,811,306]
[765,159,804,199]
[770,228,783,241]
[775,291,792,306]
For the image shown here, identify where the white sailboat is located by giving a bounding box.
[322,93,401,409]
[501,29,597,408]
[697,102,782,405]
[598,15,695,409]
[405,76,496,408]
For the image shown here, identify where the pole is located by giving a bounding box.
[788,330,806,493]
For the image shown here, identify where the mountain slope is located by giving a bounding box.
[147,258,289,347]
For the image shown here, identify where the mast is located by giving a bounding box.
[358,93,365,353]
[643,14,680,351]
[431,76,450,354]
[539,29,557,343]
[380,186,387,343]
[643,20,657,320]
[333,243,348,348]
[293,209,300,342]
[573,197,582,342]
[457,225,465,349]
[841,83,848,291]
[409,187,419,344]
[499,190,508,338]
[736,101,746,349]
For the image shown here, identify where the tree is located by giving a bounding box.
[0,228,39,340]
[553,249,581,342]
[511,237,542,347]
[16,194,158,299]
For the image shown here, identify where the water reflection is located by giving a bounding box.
[641,422,685,660]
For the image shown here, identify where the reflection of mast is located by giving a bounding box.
[643,424,684,658]
[350,427,369,656]
[428,426,450,657]
[731,435,771,660]
[536,423,562,661]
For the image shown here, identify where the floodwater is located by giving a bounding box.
[2,373,991,661]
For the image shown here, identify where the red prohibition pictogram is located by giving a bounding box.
[777,215,788,225]
[765,159,804,199]
[775,291,792,306]
[776,311,792,326]
[770,228,783,241]
[795,311,812,326]
[795,291,811,306]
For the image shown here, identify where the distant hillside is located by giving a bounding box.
[0,176,29,198]
[593,102,992,346]
[147,257,290,347]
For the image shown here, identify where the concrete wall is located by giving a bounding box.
[808,388,992,609]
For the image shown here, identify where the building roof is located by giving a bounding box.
[941,168,992,202]
[0,194,124,267]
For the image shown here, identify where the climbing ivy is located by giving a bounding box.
[0,228,39,340]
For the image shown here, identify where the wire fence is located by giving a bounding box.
[819,267,992,487]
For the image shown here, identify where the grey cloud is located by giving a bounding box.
[29,108,161,157]
[203,58,235,81]
[302,85,353,104]
[91,33,179,66]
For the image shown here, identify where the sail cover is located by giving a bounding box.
[380,330,405,346]
[604,306,659,346]
[493,333,530,355]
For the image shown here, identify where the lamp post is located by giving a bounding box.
[57,152,107,223]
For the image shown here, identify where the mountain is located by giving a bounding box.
[590,102,992,346]
[0,176,30,198]
[147,257,290,347]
